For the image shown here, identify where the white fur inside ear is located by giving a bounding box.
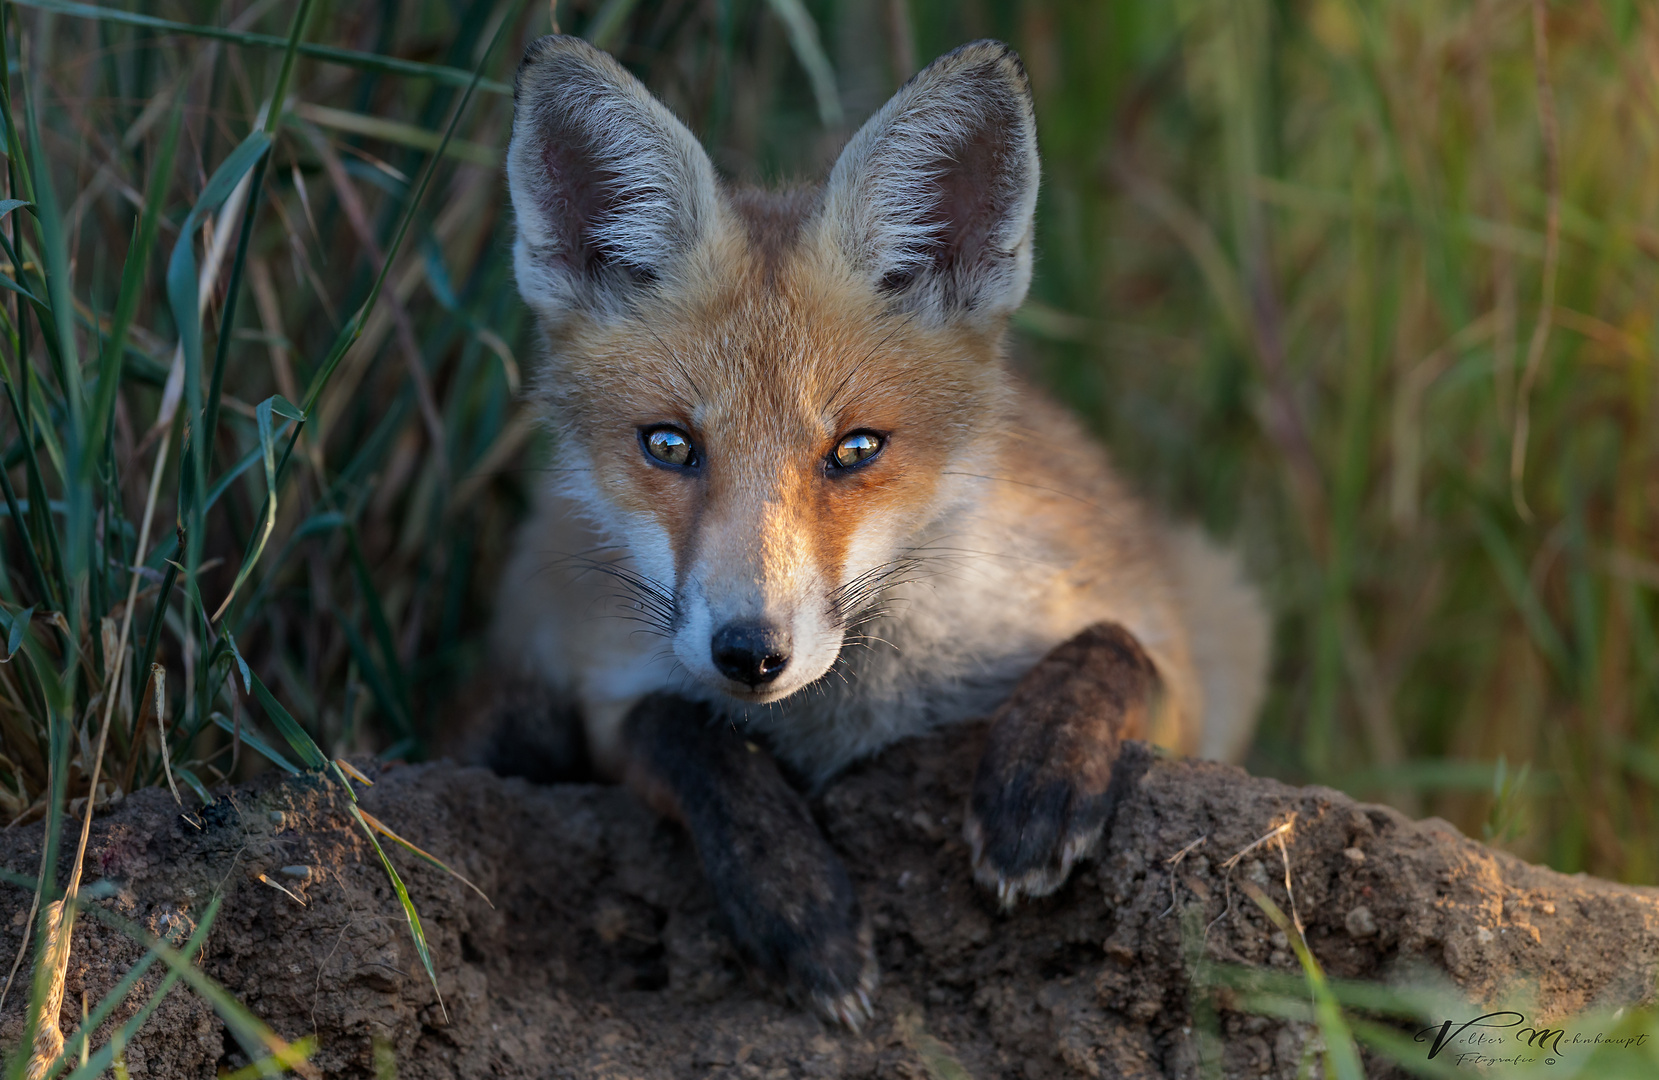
[507,36,720,322]
[821,40,1039,324]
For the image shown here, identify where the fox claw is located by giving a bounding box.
[808,957,878,1030]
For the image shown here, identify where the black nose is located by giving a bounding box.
[711,622,791,687]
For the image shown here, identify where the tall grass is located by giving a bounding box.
[0,0,525,1071]
[0,0,538,821]
[981,0,1659,884]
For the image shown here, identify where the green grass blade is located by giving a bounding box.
[197,160,267,482]
[292,103,499,166]
[215,1042,318,1080]
[197,0,312,509]
[55,945,161,1076]
[1241,883,1366,1080]
[167,129,270,486]
[210,396,295,623]
[349,804,449,1023]
[0,15,36,209]
[229,510,346,637]
[210,710,299,775]
[171,765,213,805]
[200,417,297,514]
[223,633,328,771]
[10,0,510,95]
[262,0,315,137]
[19,74,81,440]
[162,131,273,371]
[4,604,34,659]
[22,369,69,489]
[0,455,52,606]
[0,272,40,304]
[16,73,89,628]
[356,807,493,908]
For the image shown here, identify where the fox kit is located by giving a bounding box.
[490,36,1268,1025]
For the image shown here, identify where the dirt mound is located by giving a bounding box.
[3,730,1658,1078]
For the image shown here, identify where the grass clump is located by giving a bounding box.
[0,0,525,1073]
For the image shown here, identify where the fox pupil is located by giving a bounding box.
[642,426,695,468]
[832,431,883,469]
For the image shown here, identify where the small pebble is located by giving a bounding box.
[1342,846,1366,863]
[1345,905,1378,939]
[279,865,312,880]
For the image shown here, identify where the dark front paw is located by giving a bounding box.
[626,695,878,1026]
[702,773,878,1026]
[963,623,1157,908]
[965,761,1110,907]
[719,867,877,1028]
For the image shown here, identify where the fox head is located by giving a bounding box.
[507,36,1039,706]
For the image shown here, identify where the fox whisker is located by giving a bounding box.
[553,551,679,634]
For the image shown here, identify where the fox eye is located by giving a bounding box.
[641,425,697,469]
[830,431,884,470]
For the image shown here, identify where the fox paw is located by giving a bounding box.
[963,622,1155,908]
[964,774,1109,908]
[743,908,878,1029]
[704,780,880,1028]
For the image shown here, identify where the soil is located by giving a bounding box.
[3,730,1658,1079]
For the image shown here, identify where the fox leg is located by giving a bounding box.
[623,694,877,1026]
[964,622,1159,907]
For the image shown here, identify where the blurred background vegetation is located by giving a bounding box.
[0,0,1653,896]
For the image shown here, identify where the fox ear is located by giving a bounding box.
[507,36,719,322]
[822,40,1038,325]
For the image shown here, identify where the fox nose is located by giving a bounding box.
[711,622,791,687]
